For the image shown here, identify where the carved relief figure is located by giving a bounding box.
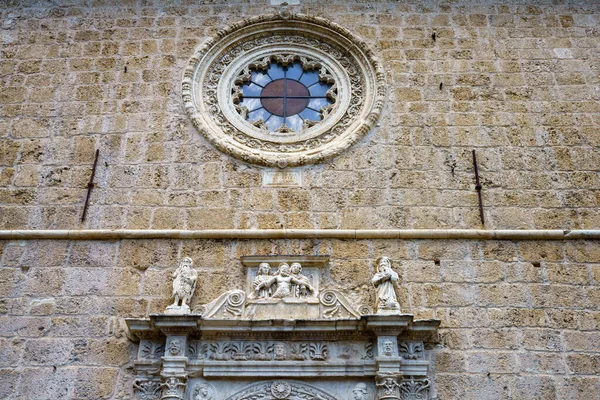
[371,256,401,313]
[257,263,315,298]
[168,257,197,311]
[290,262,313,297]
[352,383,369,400]
[193,383,212,400]
[250,262,273,299]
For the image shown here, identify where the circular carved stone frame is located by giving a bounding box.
[182,13,386,168]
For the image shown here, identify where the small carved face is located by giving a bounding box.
[383,340,394,356]
[258,263,271,275]
[378,257,391,272]
[168,339,182,355]
[279,264,290,277]
[274,343,286,357]
[352,384,368,400]
[290,263,302,274]
[195,384,209,399]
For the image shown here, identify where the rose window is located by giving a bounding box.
[182,13,386,168]
[233,57,336,134]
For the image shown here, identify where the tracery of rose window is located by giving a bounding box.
[233,56,336,134]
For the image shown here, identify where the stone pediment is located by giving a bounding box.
[188,255,365,321]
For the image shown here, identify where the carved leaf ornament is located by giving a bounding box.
[182,13,386,168]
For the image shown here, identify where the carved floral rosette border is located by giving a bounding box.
[182,13,386,168]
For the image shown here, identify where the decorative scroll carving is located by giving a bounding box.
[362,342,374,360]
[399,342,424,360]
[372,257,401,315]
[195,290,246,319]
[133,379,161,400]
[358,304,374,315]
[140,342,164,359]
[319,290,361,319]
[398,377,430,400]
[187,341,329,361]
[166,257,197,315]
[227,380,338,400]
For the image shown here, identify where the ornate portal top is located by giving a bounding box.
[128,255,439,400]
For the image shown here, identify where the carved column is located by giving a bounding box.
[160,334,190,400]
[373,335,403,400]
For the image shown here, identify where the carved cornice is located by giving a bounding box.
[126,315,439,342]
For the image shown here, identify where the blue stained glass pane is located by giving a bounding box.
[242,83,262,97]
[308,98,330,111]
[309,82,330,97]
[286,115,303,132]
[266,63,285,80]
[247,108,271,123]
[286,62,303,80]
[265,115,284,131]
[239,98,261,112]
[251,71,271,87]
[299,108,321,122]
[299,70,319,86]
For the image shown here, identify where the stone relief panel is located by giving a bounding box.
[187,340,373,362]
[398,341,424,360]
[138,341,165,360]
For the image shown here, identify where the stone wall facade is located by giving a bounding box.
[1,0,599,399]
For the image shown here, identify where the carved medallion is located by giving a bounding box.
[182,13,386,168]
[271,381,292,399]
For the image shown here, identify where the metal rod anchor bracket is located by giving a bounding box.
[81,149,100,223]
[472,149,485,225]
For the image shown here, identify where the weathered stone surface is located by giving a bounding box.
[1,1,600,399]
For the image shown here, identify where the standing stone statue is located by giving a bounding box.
[166,257,197,314]
[371,256,401,314]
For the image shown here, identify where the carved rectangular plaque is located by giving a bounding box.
[262,169,302,187]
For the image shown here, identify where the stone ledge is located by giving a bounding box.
[2,229,600,240]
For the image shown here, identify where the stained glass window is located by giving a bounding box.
[236,61,335,133]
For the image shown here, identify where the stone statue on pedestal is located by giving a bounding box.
[166,257,197,315]
[371,256,401,314]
